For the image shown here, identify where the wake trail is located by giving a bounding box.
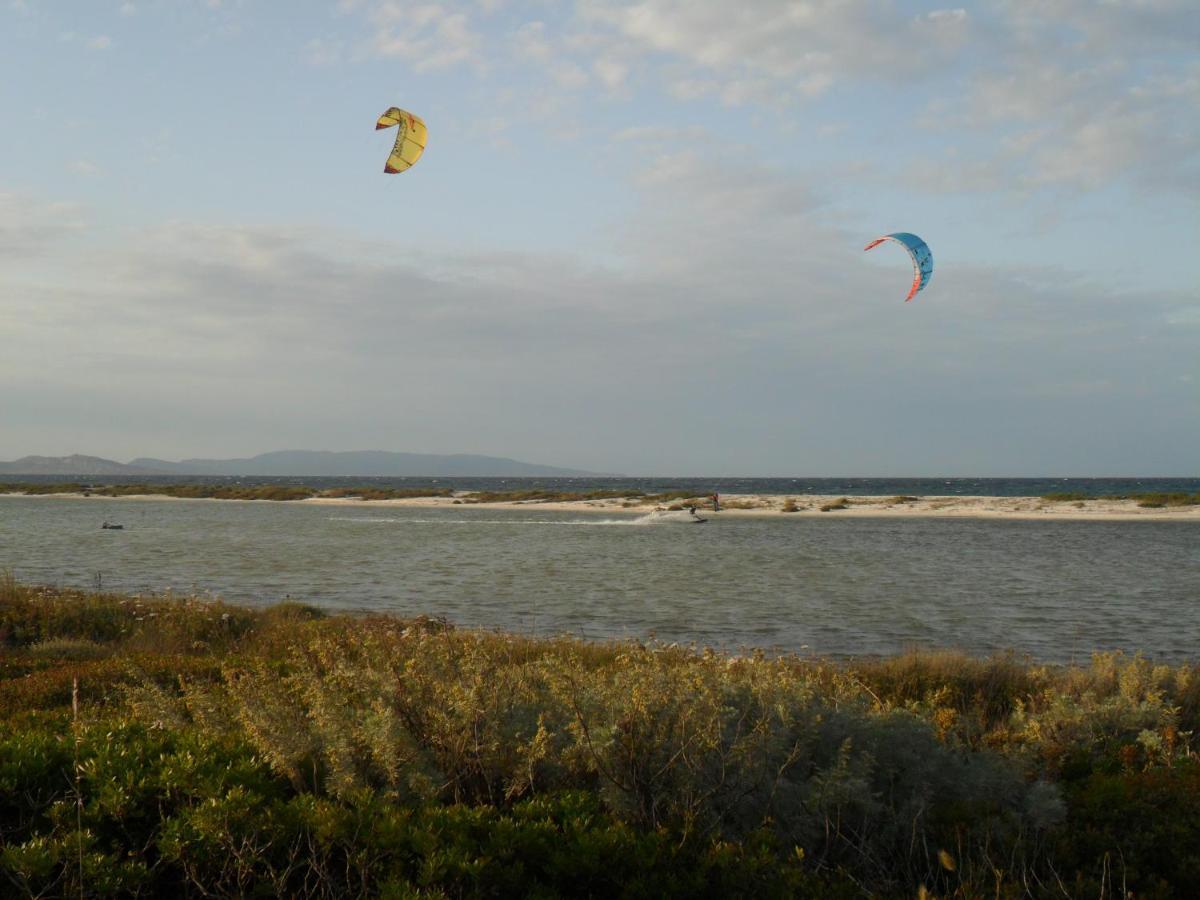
[326,515,673,527]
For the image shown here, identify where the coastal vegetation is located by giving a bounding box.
[0,483,456,502]
[819,498,851,511]
[2,575,1195,897]
[5,483,1199,515]
[1040,491,1200,507]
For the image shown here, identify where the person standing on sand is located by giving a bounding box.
[712,492,720,512]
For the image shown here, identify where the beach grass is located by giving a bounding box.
[1041,491,1200,506]
[1,575,1197,896]
[819,497,850,511]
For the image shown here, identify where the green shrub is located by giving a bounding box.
[1134,492,1200,508]
[2,582,1199,896]
[1049,759,1200,898]
[0,581,258,653]
[0,717,847,899]
[137,629,1064,893]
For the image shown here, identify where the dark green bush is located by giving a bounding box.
[1050,759,1200,899]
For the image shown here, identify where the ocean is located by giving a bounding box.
[4,474,1200,496]
[2,490,1197,663]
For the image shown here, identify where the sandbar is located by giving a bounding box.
[3,491,1198,520]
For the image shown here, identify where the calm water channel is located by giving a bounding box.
[2,495,1197,662]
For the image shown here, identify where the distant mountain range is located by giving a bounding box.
[0,451,602,478]
[0,455,164,476]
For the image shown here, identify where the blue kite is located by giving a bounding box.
[864,232,933,302]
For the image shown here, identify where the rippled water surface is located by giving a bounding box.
[2,496,1197,661]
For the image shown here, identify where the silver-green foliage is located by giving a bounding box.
[130,626,1052,883]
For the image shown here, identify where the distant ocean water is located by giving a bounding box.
[5,474,1199,496]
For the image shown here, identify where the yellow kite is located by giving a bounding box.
[375,107,427,174]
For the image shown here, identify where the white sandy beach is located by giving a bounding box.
[298,493,1200,520]
[4,491,1198,520]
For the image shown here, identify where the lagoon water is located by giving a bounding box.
[2,495,1198,663]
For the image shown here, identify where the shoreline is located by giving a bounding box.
[4,490,1199,520]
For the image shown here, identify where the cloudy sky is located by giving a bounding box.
[1,0,1196,475]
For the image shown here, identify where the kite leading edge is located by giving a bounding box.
[864,232,933,302]
[375,107,427,174]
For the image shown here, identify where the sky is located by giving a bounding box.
[1,0,1197,476]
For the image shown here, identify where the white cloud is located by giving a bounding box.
[359,2,484,71]
[930,54,1200,193]
[591,55,627,90]
[514,21,589,88]
[579,0,969,94]
[341,1,969,108]
[0,193,86,258]
[926,8,967,22]
[613,124,708,144]
[514,20,552,61]
[336,1,1195,191]
[584,1,1192,190]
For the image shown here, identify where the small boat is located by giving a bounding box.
[101,522,124,530]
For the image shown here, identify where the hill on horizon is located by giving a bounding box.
[0,450,603,478]
[0,455,163,476]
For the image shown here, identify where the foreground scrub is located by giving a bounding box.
[1,578,1197,897]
